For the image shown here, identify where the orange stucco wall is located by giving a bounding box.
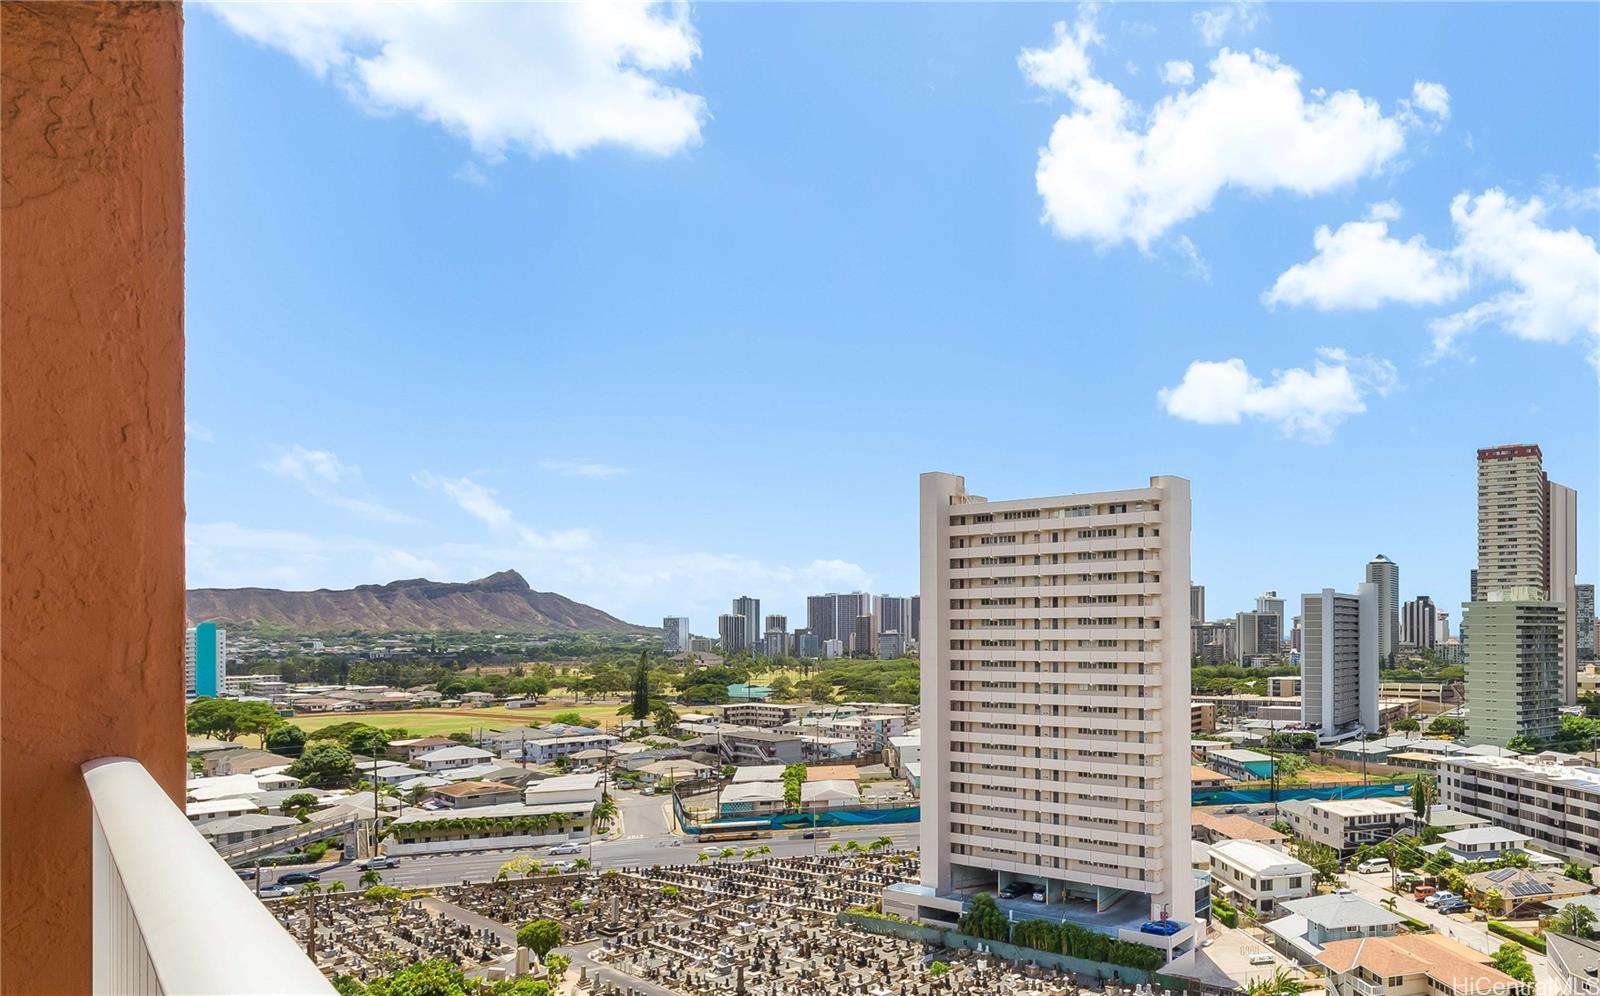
[2,3,186,992]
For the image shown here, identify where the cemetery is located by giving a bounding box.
[268,850,1178,994]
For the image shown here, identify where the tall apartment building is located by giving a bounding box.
[184,621,227,698]
[1466,588,1563,747]
[1256,592,1286,641]
[851,613,877,657]
[732,596,761,650]
[1474,443,1579,703]
[1301,586,1378,740]
[1190,584,1206,624]
[1435,611,1451,644]
[1364,556,1399,663]
[661,616,691,654]
[717,613,750,654]
[762,614,788,657]
[1401,595,1437,650]
[1236,610,1280,660]
[793,629,820,658]
[1577,584,1596,661]
[887,472,1195,953]
[874,595,916,647]
[807,591,872,645]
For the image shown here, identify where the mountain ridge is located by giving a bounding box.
[186,569,649,634]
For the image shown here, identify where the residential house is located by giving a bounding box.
[1266,893,1404,965]
[1277,798,1415,855]
[1547,931,1600,996]
[1315,933,1522,996]
[1466,867,1594,916]
[1431,827,1544,864]
[1192,811,1287,846]
[425,781,523,809]
[184,797,260,827]
[1209,840,1315,915]
[415,746,495,773]
[389,737,457,762]
[202,749,294,778]
[885,731,921,778]
[196,813,300,847]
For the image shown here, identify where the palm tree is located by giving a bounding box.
[359,869,381,888]
[327,880,346,894]
[300,880,322,900]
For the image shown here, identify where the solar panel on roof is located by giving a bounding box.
[1510,879,1547,899]
[1488,868,1516,882]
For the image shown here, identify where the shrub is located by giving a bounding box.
[1488,920,1545,954]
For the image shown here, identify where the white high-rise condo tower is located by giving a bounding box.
[1301,585,1379,740]
[883,472,1197,962]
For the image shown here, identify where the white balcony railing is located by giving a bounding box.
[85,758,335,995]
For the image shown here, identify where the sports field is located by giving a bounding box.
[288,702,626,738]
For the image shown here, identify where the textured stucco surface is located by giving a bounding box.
[2,3,186,992]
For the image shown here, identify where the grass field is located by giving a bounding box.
[288,702,628,739]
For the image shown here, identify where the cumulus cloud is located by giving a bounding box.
[1193,1,1265,45]
[207,1,706,159]
[264,444,415,524]
[1266,188,1599,363]
[415,471,593,551]
[537,459,628,480]
[1160,60,1195,86]
[1158,347,1398,442]
[1410,80,1450,120]
[1431,189,1600,360]
[1264,214,1467,310]
[1021,7,1431,250]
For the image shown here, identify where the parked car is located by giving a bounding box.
[1412,884,1437,901]
[1356,858,1391,874]
[1424,891,1457,907]
[801,829,832,840]
[358,856,399,870]
[257,883,296,899]
[1000,882,1031,899]
[1248,953,1276,966]
[275,871,320,886]
[548,843,583,856]
[1141,920,1182,936]
[1435,899,1470,914]
[1030,890,1046,903]
[236,868,257,881]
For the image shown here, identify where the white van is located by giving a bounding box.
[1356,858,1391,874]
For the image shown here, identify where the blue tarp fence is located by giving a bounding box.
[1191,782,1410,806]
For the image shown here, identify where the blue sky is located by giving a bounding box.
[184,2,1598,632]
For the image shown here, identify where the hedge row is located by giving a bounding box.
[1487,920,1546,953]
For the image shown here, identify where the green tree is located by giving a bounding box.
[517,919,563,959]
[359,869,382,888]
[958,893,1009,942]
[288,743,356,788]
[631,650,651,721]
[1428,716,1467,738]
[1552,902,1597,937]
[652,705,680,738]
[1490,942,1535,987]
[781,763,807,812]
[548,711,583,727]
[1277,754,1308,781]
[265,724,307,757]
[1505,735,1538,754]
[364,958,472,996]
[1245,968,1304,996]
[279,791,320,821]
[1293,839,1342,886]
[1411,773,1438,826]
[1391,717,1420,732]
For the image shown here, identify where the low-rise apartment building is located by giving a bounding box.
[1438,753,1600,865]
[718,701,812,729]
[1266,893,1403,965]
[1277,798,1414,855]
[1208,840,1315,915]
[1207,749,1277,781]
[719,728,806,765]
[426,781,523,809]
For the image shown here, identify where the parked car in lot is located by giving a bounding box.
[1000,882,1031,899]
[1140,920,1183,936]
[1030,890,1046,903]
[257,883,297,899]
[358,856,399,870]
[548,842,583,856]
[275,871,320,886]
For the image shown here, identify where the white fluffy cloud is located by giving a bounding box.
[1160,60,1195,86]
[1266,188,1599,362]
[1264,211,1467,310]
[207,1,706,159]
[1158,347,1397,442]
[1021,8,1439,250]
[1410,80,1450,120]
[1430,189,1600,358]
[265,444,415,524]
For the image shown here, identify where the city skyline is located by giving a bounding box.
[183,3,1597,630]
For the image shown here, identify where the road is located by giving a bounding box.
[248,788,918,893]
[1344,870,1554,989]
